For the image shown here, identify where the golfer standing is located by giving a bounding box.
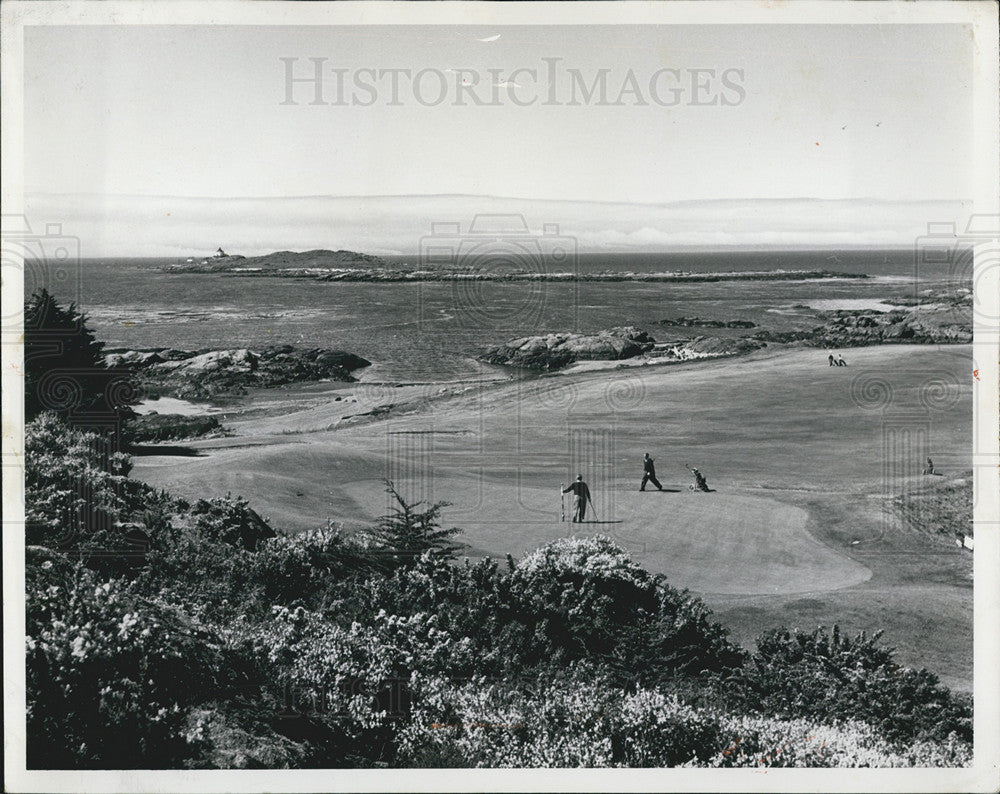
[640,453,664,491]
[563,475,593,523]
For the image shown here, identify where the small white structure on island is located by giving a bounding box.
[214,247,228,258]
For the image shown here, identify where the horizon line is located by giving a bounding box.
[81,243,933,260]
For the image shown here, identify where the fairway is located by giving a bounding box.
[132,344,973,688]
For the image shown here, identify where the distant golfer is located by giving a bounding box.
[640,453,664,491]
[828,354,836,366]
[836,355,847,367]
[563,475,593,523]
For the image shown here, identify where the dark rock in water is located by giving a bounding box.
[106,345,371,399]
[483,327,656,371]
[658,316,757,329]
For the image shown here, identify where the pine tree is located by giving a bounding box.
[24,289,138,427]
[365,480,462,568]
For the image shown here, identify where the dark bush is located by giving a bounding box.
[718,625,972,744]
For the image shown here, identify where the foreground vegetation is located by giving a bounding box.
[22,292,972,768]
[25,413,972,769]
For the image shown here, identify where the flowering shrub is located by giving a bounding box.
[222,595,478,766]
[22,417,974,769]
[26,564,227,768]
[25,414,162,573]
[507,535,744,683]
[396,668,622,767]
[704,714,971,768]
[719,626,972,744]
[138,517,379,624]
[398,676,970,769]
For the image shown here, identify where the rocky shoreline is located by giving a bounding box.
[483,329,765,371]
[107,345,371,400]
[481,290,972,372]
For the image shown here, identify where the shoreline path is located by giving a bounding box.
[132,344,974,692]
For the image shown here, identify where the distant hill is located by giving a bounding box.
[183,249,386,271]
[244,249,386,268]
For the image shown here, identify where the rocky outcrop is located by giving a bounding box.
[106,345,371,399]
[482,327,656,371]
[753,301,972,348]
[809,308,971,346]
[659,336,765,360]
[658,316,757,328]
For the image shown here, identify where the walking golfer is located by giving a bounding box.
[563,475,593,523]
[640,453,664,491]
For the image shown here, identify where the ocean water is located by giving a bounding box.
[43,251,961,383]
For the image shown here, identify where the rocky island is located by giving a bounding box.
[170,248,387,273]
[166,249,868,284]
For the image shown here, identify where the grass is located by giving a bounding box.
[131,344,974,690]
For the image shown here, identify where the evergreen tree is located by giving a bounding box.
[364,481,462,568]
[24,289,139,427]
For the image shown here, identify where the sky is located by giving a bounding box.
[22,23,976,255]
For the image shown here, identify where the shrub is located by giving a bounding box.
[25,413,159,573]
[137,519,379,623]
[720,626,972,744]
[336,538,744,687]
[189,494,276,551]
[223,599,478,766]
[26,565,227,768]
[506,535,745,684]
[704,714,971,768]
[126,413,222,443]
[396,667,622,767]
[397,674,970,769]
[397,672,724,768]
